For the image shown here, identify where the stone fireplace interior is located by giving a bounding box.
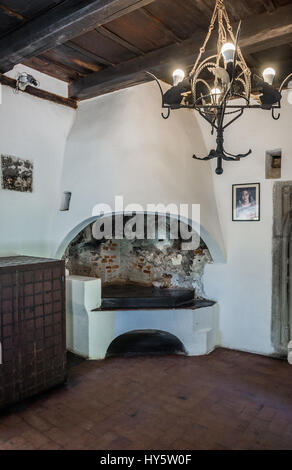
[64,214,218,359]
[64,214,212,305]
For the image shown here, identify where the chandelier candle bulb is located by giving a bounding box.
[172,69,185,86]
[211,88,221,104]
[221,42,236,64]
[263,67,276,85]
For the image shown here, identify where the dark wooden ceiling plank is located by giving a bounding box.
[23,56,83,82]
[96,25,144,55]
[0,11,23,38]
[98,0,154,24]
[188,0,213,19]
[262,0,277,12]
[39,53,87,77]
[224,0,263,21]
[42,44,102,74]
[0,0,156,73]
[139,7,182,44]
[0,4,25,21]
[145,0,209,40]
[70,3,292,100]
[70,29,137,64]
[244,53,260,69]
[103,6,183,53]
[66,41,115,67]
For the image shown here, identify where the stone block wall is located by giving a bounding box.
[64,218,212,298]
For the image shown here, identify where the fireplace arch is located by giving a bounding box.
[56,211,225,263]
[106,330,186,358]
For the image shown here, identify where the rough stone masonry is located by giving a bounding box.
[64,218,212,298]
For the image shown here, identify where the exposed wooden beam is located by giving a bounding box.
[0,75,78,109]
[0,0,156,73]
[243,33,292,55]
[70,4,292,100]
[96,25,144,56]
[0,4,25,21]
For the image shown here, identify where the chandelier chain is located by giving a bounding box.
[190,0,252,104]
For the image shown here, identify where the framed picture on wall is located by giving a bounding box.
[232,183,260,221]
[1,154,33,193]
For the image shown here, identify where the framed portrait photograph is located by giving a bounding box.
[232,183,260,221]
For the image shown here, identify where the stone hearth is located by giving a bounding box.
[66,275,218,360]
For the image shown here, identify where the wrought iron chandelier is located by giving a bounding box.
[148,0,292,175]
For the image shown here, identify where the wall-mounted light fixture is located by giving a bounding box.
[16,72,39,92]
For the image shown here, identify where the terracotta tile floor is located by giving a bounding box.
[1,348,292,450]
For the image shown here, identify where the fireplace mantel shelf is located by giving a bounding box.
[93,299,215,312]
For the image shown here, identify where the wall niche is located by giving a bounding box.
[266,149,282,179]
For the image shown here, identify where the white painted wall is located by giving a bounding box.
[0,69,75,257]
[199,93,292,355]
[52,81,225,263]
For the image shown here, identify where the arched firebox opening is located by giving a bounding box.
[62,213,212,299]
[106,330,186,358]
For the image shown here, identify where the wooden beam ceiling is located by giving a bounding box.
[66,40,116,67]
[262,0,277,13]
[0,0,156,73]
[96,25,145,56]
[138,7,182,44]
[70,3,292,100]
